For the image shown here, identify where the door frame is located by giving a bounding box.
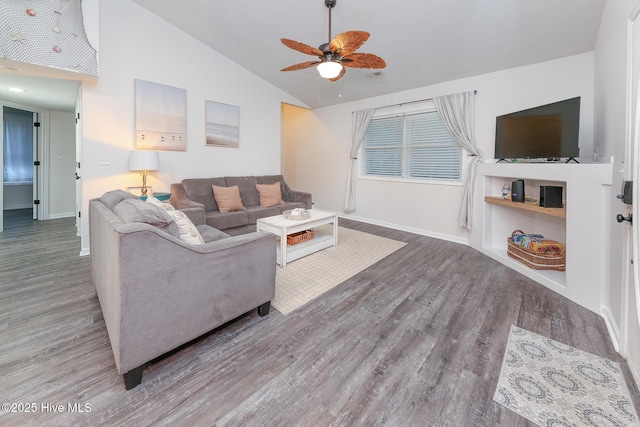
[0,101,49,230]
[74,85,83,237]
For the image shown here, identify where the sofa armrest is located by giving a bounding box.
[115,222,273,253]
[179,207,205,226]
[283,186,312,209]
[170,183,205,211]
[280,179,312,209]
[287,190,312,209]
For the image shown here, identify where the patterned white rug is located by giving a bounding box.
[271,226,406,315]
[494,325,640,426]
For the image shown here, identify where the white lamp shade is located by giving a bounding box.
[129,150,159,171]
[317,61,343,79]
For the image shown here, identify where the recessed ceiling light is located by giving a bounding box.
[9,87,24,93]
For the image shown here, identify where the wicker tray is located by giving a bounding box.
[507,238,565,271]
[287,230,314,245]
[283,209,310,220]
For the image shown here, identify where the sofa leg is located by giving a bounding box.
[257,301,271,317]
[123,365,144,390]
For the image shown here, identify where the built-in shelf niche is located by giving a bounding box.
[476,162,613,314]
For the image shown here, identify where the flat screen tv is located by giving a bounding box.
[494,97,580,161]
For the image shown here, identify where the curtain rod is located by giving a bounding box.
[387,90,477,109]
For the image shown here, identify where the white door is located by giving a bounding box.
[622,1,640,381]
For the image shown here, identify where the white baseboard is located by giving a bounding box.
[48,212,75,219]
[335,211,469,246]
[79,247,90,257]
[628,352,640,390]
[601,306,620,353]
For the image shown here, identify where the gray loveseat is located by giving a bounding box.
[89,190,276,389]
[170,175,312,235]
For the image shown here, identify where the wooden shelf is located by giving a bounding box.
[484,196,566,218]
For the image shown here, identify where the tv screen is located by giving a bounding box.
[494,97,580,160]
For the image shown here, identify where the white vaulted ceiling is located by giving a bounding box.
[131,0,606,108]
[0,0,606,111]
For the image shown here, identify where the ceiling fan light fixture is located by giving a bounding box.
[280,0,385,82]
[317,60,343,79]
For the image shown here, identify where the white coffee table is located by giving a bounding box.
[256,210,338,267]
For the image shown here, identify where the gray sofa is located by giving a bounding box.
[171,175,312,235]
[89,190,276,390]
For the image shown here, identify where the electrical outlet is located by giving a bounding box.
[98,155,111,166]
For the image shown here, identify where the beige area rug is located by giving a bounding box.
[494,325,640,426]
[271,226,406,315]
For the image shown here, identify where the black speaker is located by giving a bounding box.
[511,180,525,203]
[540,186,563,208]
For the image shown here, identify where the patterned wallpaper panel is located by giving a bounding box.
[0,0,98,76]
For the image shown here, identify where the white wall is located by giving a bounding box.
[295,53,595,244]
[3,183,32,210]
[48,111,75,218]
[79,0,304,251]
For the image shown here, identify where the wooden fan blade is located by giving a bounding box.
[281,61,321,72]
[281,38,324,57]
[342,53,386,69]
[329,66,346,82]
[329,31,370,57]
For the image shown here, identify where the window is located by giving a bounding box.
[361,105,462,182]
[3,107,34,183]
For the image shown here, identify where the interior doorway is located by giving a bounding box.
[0,79,79,233]
[2,106,37,221]
[0,102,46,231]
[281,102,312,189]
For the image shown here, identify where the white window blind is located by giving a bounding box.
[361,109,462,182]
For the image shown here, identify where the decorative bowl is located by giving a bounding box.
[283,209,310,220]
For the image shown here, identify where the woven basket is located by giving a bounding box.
[287,230,314,245]
[506,230,565,271]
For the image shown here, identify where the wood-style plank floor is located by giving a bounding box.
[1,209,638,426]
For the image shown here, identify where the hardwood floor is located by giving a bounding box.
[1,210,638,426]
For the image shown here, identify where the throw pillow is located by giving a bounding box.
[100,189,137,210]
[168,210,205,244]
[146,195,175,211]
[146,196,204,244]
[212,185,245,213]
[113,198,179,237]
[256,182,284,207]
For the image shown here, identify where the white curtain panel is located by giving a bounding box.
[3,108,34,183]
[433,91,482,229]
[344,108,375,213]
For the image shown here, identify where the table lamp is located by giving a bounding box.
[129,150,159,197]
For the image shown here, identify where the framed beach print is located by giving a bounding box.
[135,80,187,151]
[205,100,239,148]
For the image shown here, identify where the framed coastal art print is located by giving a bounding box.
[205,100,239,148]
[135,80,187,151]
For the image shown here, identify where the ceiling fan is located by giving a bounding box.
[280,0,386,81]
